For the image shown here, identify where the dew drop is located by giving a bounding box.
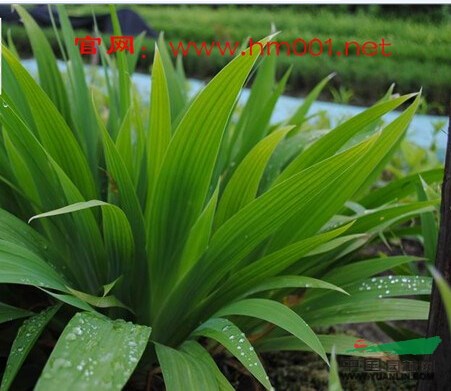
[66,333,76,341]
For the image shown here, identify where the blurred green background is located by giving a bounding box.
[4,4,451,114]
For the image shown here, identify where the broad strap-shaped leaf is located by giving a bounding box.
[0,208,63,273]
[153,136,367,338]
[29,200,134,283]
[276,93,417,184]
[356,168,443,209]
[215,126,292,228]
[108,5,131,121]
[256,334,376,357]
[0,103,106,290]
[115,104,144,186]
[96,108,146,256]
[180,341,234,391]
[216,298,328,364]
[3,125,41,208]
[155,342,218,391]
[35,312,151,391]
[66,287,131,312]
[145,46,172,220]
[1,304,61,391]
[234,67,292,163]
[0,240,68,292]
[269,94,422,249]
[309,276,432,309]
[0,239,98,312]
[0,302,33,324]
[230,52,277,162]
[192,318,272,390]
[2,47,97,200]
[244,275,349,297]
[302,298,429,326]
[96,107,148,309]
[343,201,437,235]
[14,6,71,125]
[178,185,219,279]
[157,33,188,122]
[148,36,273,314]
[322,255,423,287]
[204,226,355,319]
[55,5,99,171]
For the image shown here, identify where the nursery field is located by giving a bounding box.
[4,4,451,113]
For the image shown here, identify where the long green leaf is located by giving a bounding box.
[357,168,443,209]
[256,334,376,357]
[180,341,234,391]
[245,275,349,297]
[155,342,218,391]
[149,36,273,316]
[216,298,328,364]
[2,47,97,200]
[215,126,292,228]
[155,138,373,341]
[14,6,71,125]
[269,94,421,249]
[145,46,172,221]
[1,304,61,391]
[35,312,151,391]
[276,93,417,184]
[303,299,429,326]
[192,318,271,390]
[55,5,99,170]
[0,302,33,324]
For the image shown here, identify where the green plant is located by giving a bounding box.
[330,86,354,104]
[0,6,441,390]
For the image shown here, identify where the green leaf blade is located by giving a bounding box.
[35,312,151,391]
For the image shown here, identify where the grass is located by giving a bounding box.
[4,4,451,113]
[0,5,444,390]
